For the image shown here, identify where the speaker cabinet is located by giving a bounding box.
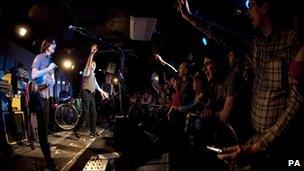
[1,111,27,145]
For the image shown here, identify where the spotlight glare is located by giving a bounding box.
[79,71,83,75]
[63,60,73,69]
[18,27,28,37]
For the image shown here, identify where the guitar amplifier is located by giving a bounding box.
[11,96,22,112]
[1,111,27,145]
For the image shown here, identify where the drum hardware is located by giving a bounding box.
[54,98,82,130]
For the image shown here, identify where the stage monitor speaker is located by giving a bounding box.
[130,16,157,41]
[1,111,27,145]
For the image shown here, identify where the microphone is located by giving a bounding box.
[68,25,84,30]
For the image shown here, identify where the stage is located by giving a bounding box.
[2,118,169,171]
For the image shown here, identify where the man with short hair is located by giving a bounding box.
[73,44,108,139]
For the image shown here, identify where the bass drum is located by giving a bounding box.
[54,104,79,130]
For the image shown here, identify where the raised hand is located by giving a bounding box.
[154,54,166,65]
[175,0,190,18]
[91,44,98,54]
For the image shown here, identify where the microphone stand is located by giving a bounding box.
[73,28,126,117]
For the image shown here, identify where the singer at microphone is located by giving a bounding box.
[29,37,57,170]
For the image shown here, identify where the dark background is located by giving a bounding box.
[0,0,302,92]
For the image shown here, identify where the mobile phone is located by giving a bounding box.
[206,146,223,153]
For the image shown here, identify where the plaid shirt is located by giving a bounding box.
[182,15,304,147]
[247,30,303,147]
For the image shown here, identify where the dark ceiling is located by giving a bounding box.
[0,0,302,90]
[0,0,251,53]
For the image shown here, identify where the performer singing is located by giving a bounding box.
[30,37,57,170]
[74,44,108,139]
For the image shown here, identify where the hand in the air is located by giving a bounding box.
[175,0,189,18]
[154,54,166,65]
[91,44,98,54]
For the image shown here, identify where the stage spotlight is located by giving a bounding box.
[79,71,83,75]
[63,60,73,69]
[71,65,75,69]
[18,27,28,37]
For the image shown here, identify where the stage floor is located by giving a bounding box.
[3,117,170,171]
[4,124,113,171]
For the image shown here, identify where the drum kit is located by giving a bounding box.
[54,98,82,130]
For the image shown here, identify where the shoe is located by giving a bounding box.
[73,130,80,139]
[30,142,35,150]
[89,132,99,137]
